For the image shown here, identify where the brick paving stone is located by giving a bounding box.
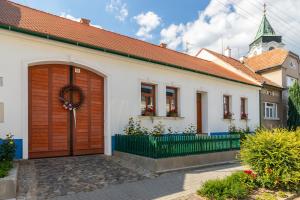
[17,155,147,200]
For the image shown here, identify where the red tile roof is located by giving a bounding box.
[244,48,289,72]
[199,49,281,88]
[0,1,259,86]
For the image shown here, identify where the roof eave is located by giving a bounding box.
[0,23,261,88]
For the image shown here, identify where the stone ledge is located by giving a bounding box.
[114,150,239,173]
[0,162,18,200]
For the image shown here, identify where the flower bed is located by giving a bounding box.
[197,129,300,200]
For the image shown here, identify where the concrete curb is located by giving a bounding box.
[0,162,18,200]
[114,150,239,174]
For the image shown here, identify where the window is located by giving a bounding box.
[223,95,232,119]
[0,77,3,87]
[269,47,275,51]
[166,87,178,117]
[141,83,156,116]
[241,98,248,120]
[264,102,278,120]
[287,76,297,88]
[289,59,297,69]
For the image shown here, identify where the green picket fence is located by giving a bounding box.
[114,134,240,158]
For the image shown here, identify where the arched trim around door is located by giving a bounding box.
[28,63,105,158]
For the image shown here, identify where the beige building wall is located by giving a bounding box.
[260,54,300,127]
[260,86,283,129]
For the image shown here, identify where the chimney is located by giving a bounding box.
[224,46,231,57]
[80,18,91,25]
[159,43,167,48]
[239,56,247,63]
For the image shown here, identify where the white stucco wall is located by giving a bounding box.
[0,29,260,158]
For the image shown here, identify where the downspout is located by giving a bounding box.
[259,89,262,128]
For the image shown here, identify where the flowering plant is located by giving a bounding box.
[167,109,178,117]
[241,113,248,120]
[244,170,257,178]
[224,112,233,119]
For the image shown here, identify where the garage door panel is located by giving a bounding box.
[29,65,104,158]
[29,65,70,158]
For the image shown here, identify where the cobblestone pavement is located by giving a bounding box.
[55,164,243,200]
[17,155,147,200]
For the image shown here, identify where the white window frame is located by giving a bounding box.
[264,102,278,120]
[286,76,297,88]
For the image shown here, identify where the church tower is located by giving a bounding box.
[248,4,284,57]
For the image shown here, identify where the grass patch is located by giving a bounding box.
[197,171,257,200]
[0,160,13,178]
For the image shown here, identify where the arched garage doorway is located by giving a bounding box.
[28,64,104,159]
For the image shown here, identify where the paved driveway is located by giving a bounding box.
[54,163,243,200]
[17,155,147,200]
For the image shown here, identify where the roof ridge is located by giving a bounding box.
[246,48,288,60]
[8,0,206,63]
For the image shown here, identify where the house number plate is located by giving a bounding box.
[75,68,81,73]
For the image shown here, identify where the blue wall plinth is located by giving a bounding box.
[0,139,23,159]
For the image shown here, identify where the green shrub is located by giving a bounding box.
[198,171,255,200]
[124,118,148,135]
[240,129,300,191]
[198,179,227,200]
[0,133,16,161]
[0,160,13,178]
[184,124,197,134]
[229,125,250,141]
[150,121,165,135]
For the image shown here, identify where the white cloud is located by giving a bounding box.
[134,11,161,40]
[60,12,102,29]
[60,12,81,22]
[160,0,300,58]
[106,0,128,22]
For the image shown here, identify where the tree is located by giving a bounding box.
[287,81,300,130]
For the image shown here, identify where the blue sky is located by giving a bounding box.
[13,0,210,44]
[11,0,300,57]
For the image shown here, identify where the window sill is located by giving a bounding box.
[264,118,280,121]
[138,115,184,120]
[223,117,234,120]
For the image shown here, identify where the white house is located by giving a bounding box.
[0,1,260,159]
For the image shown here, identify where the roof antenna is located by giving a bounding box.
[185,41,190,53]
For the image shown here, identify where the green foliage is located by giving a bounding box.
[0,133,16,161]
[150,121,165,135]
[198,171,255,200]
[277,191,287,198]
[229,125,250,140]
[124,118,148,135]
[287,81,300,130]
[240,129,300,191]
[184,124,197,134]
[198,179,227,200]
[0,160,13,178]
[255,192,277,200]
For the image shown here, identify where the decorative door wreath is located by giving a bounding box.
[59,85,84,128]
[59,85,84,111]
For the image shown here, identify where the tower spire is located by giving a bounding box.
[263,3,266,15]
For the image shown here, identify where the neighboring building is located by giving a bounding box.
[247,7,284,58]
[197,48,283,129]
[0,1,260,159]
[198,7,300,129]
[245,48,300,127]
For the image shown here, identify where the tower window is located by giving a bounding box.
[269,47,275,50]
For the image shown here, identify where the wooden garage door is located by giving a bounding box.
[73,68,104,155]
[29,65,104,158]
